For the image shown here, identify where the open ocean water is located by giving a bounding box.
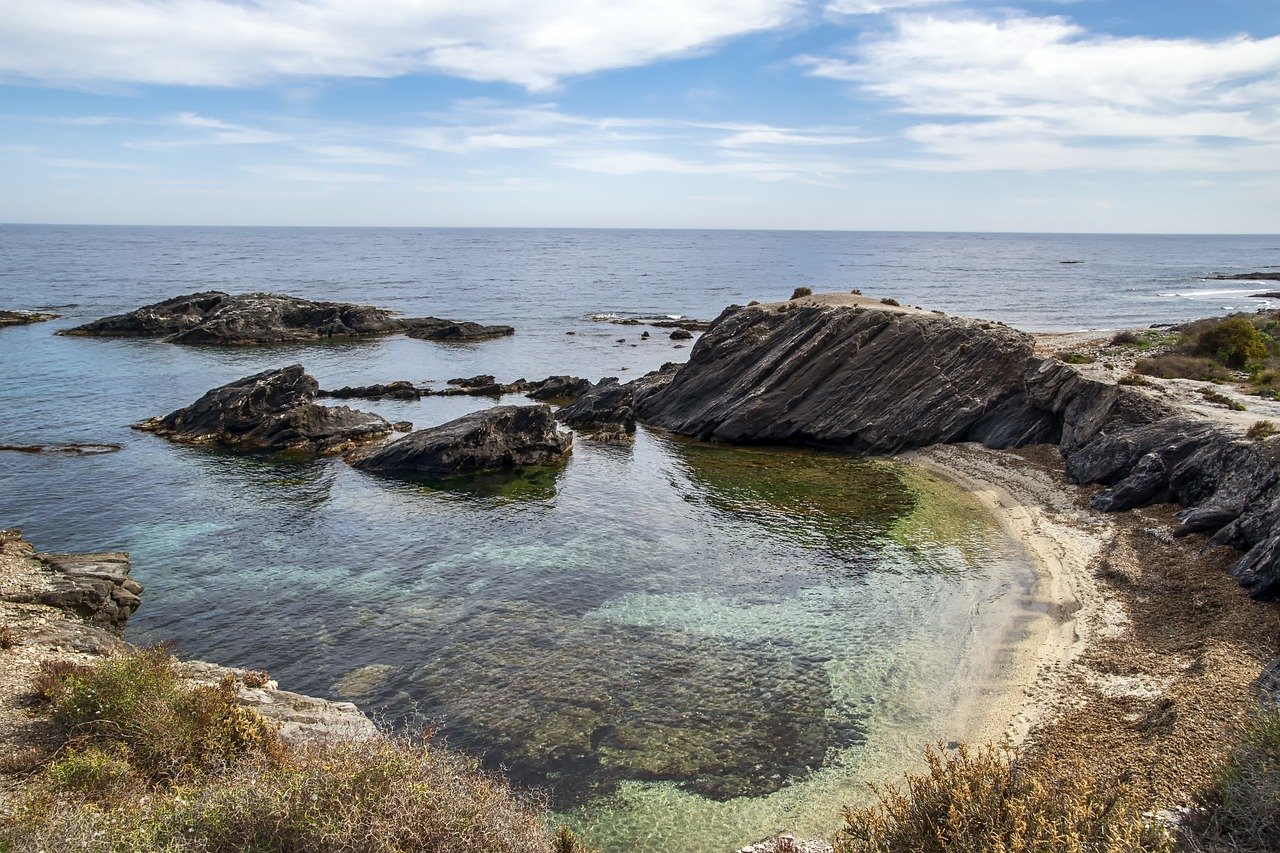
[1,226,1277,850]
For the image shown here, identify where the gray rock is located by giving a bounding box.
[61,290,513,345]
[1,542,141,632]
[0,309,59,328]
[135,365,392,454]
[352,404,571,477]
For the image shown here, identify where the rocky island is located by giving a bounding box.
[0,310,59,329]
[61,290,514,344]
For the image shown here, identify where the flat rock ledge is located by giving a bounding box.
[320,374,594,402]
[135,364,392,454]
[351,404,572,477]
[0,530,376,751]
[61,290,513,345]
[639,293,1280,600]
[0,309,59,329]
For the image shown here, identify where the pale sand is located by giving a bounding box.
[904,443,1120,747]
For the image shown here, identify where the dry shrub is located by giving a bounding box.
[1134,355,1229,382]
[833,743,1172,853]
[45,646,284,781]
[1247,420,1277,440]
[1112,330,1144,346]
[1200,387,1246,411]
[1184,709,1280,852]
[33,658,92,700]
[791,286,813,299]
[1,647,589,853]
[242,669,270,688]
[881,298,900,307]
[1119,374,1154,387]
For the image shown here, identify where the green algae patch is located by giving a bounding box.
[668,440,915,549]
[889,463,995,556]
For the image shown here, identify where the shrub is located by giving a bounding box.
[1061,352,1096,365]
[1185,709,1280,851]
[1200,387,1246,411]
[881,298,900,307]
[1247,420,1277,440]
[1197,317,1269,368]
[1111,330,1143,346]
[1135,355,1229,382]
[0,624,14,650]
[44,646,284,781]
[791,286,813,299]
[44,743,137,799]
[833,742,1173,853]
[1119,373,1154,387]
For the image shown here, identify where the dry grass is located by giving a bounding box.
[1,647,593,853]
[791,286,813,299]
[833,742,1173,853]
[1246,420,1277,441]
[1182,710,1280,853]
[1135,355,1230,382]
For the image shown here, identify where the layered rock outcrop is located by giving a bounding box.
[639,297,1280,599]
[135,365,392,454]
[0,310,59,329]
[62,291,513,345]
[351,404,571,477]
[0,530,375,746]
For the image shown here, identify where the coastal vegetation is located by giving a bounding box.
[0,647,590,853]
[1131,312,1280,395]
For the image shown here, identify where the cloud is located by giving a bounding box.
[0,0,803,91]
[42,158,142,169]
[825,0,958,15]
[239,164,388,183]
[803,12,1280,171]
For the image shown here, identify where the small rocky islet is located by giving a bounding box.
[0,309,60,329]
[59,290,514,344]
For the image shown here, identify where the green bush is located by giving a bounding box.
[833,742,1172,853]
[1200,387,1246,411]
[1197,317,1269,368]
[1061,352,1096,365]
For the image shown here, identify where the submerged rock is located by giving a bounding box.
[135,365,392,454]
[351,404,571,477]
[62,290,514,345]
[0,443,122,455]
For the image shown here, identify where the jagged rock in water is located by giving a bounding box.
[1207,271,1280,282]
[61,290,513,345]
[558,364,679,437]
[352,404,571,477]
[526,375,594,401]
[321,381,421,400]
[639,297,1280,600]
[0,309,59,329]
[405,320,514,342]
[134,365,392,454]
[447,374,497,388]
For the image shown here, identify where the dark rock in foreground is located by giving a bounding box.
[352,405,571,477]
[62,290,514,345]
[135,365,392,454]
[0,309,60,329]
[559,364,680,441]
[638,296,1280,600]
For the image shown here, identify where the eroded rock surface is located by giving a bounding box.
[62,291,513,345]
[0,310,59,329]
[352,404,571,477]
[639,297,1280,599]
[135,365,392,454]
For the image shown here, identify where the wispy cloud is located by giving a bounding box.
[825,0,960,15]
[0,0,804,91]
[42,158,142,169]
[803,12,1280,171]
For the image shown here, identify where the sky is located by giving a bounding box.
[1,0,1278,232]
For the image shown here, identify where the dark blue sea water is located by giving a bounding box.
[1,226,1276,850]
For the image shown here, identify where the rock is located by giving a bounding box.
[61,290,513,345]
[642,303,1056,452]
[134,365,392,454]
[0,535,141,632]
[351,404,571,477]
[669,328,693,340]
[0,443,122,455]
[405,320,513,342]
[0,309,59,328]
[1250,292,1280,299]
[526,375,593,402]
[320,381,420,400]
[447,374,497,389]
[1207,271,1280,282]
[557,365,679,438]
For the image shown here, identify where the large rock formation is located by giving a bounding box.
[639,297,1280,600]
[352,405,571,477]
[135,365,392,454]
[61,291,513,345]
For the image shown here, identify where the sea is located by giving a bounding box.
[1,226,1277,851]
